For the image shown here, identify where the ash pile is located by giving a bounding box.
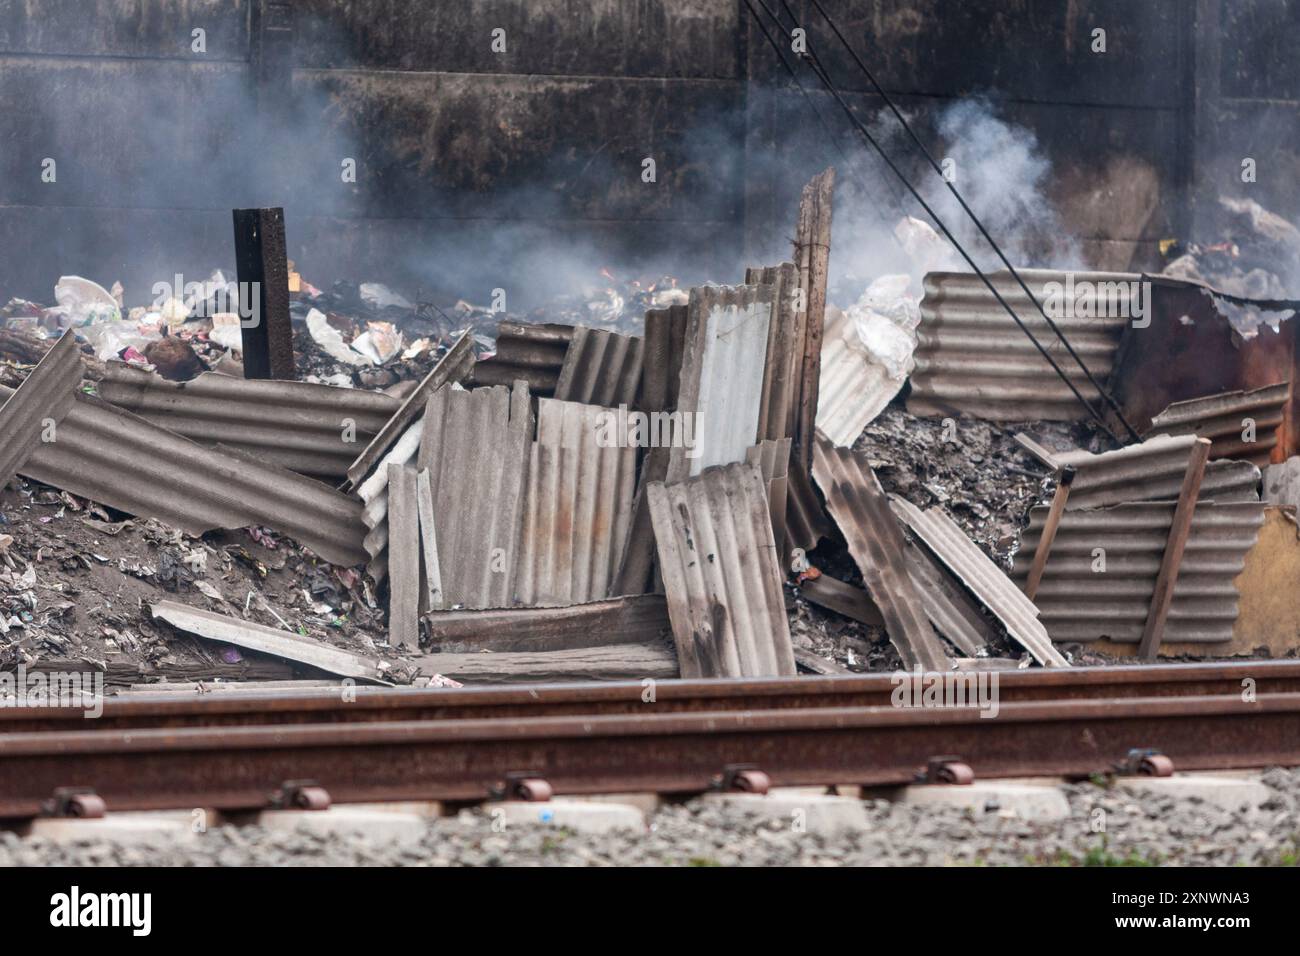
[4,174,1300,690]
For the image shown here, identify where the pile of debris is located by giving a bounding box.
[6,174,1300,689]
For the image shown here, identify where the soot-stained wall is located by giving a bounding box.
[0,1,1295,307]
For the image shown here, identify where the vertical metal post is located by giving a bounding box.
[232,207,295,380]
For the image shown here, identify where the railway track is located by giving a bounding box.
[1,659,1292,732]
[0,661,1295,819]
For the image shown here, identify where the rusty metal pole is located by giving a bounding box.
[1024,466,1076,601]
[232,207,295,380]
[1137,438,1212,660]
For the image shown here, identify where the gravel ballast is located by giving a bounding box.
[3,769,1298,867]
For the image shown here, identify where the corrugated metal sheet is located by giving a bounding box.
[98,364,400,481]
[1055,434,1260,509]
[1011,501,1266,643]
[471,321,573,394]
[641,304,687,414]
[905,540,995,657]
[785,462,831,556]
[1145,382,1289,466]
[816,304,903,447]
[745,261,801,443]
[1263,457,1300,508]
[812,440,950,671]
[553,326,643,408]
[342,331,474,487]
[513,399,637,606]
[0,331,82,487]
[667,284,773,481]
[907,269,1132,421]
[417,381,532,608]
[358,417,423,579]
[890,495,1069,667]
[746,438,791,561]
[647,461,795,678]
[3,389,368,567]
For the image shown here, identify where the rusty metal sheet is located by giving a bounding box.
[553,326,644,408]
[647,461,796,679]
[343,331,475,488]
[152,601,389,683]
[1054,434,1260,509]
[746,438,791,561]
[98,363,400,481]
[667,284,773,481]
[425,594,670,653]
[812,440,949,671]
[1012,501,1266,644]
[359,417,423,580]
[745,261,801,443]
[470,321,573,394]
[416,381,532,608]
[0,331,81,487]
[513,399,637,607]
[890,495,1069,667]
[817,304,902,447]
[1109,280,1300,461]
[1145,382,1289,466]
[904,540,996,658]
[907,269,1132,421]
[641,304,687,414]
[5,389,368,567]
[785,461,830,558]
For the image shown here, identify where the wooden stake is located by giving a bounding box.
[793,168,834,472]
[1024,466,1076,601]
[1137,438,1212,659]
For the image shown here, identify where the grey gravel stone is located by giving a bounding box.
[3,770,1299,866]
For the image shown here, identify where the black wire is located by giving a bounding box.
[743,0,1118,441]
[802,0,1139,441]
[743,0,905,236]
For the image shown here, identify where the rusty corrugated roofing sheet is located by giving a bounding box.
[0,331,82,487]
[1054,434,1260,509]
[1011,501,1266,643]
[647,461,795,678]
[907,269,1132,421]
[471,321,573,394]
[746,438,791,562]
[513,399,637,606]
[745,261,801,444]
[890,495,1069,667]
[641,304,687,414]
[785,461,830,557]
[5,389,368,567]
[904,540,995,657]
[667,284,773,481]
[98,364,400,481]
[343,331,474,488]
[812,440,950,670]
[1145,382,1289,467]
[552,327,643,408]
[816,304,903,447]
[416,381,532,608]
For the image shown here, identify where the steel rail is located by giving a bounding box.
[0,692,1296,816]
[0,660,1293,732]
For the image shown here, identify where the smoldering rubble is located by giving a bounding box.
[3,168,1300,693]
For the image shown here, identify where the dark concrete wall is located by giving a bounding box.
[0,0,1295,306]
